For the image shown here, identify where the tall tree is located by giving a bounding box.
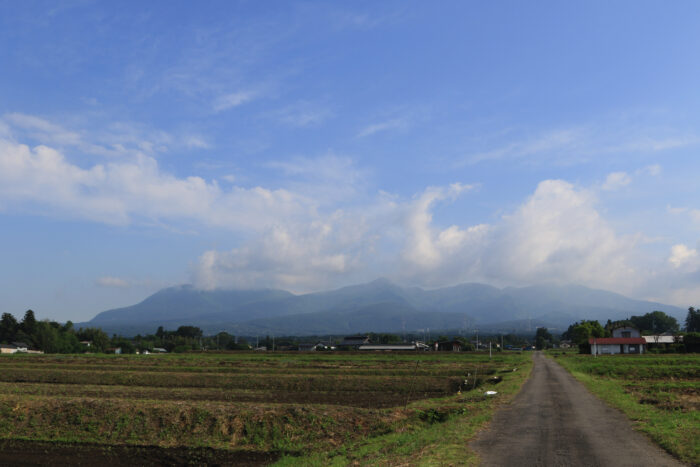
[686,307,700,332]
[21,309,37,336]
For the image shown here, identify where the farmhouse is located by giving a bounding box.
[589,326,645,355]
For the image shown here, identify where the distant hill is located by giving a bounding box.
[81,279,685,336]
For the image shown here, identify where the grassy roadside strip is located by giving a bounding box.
[274,353,533,467]
[550,355,699,465]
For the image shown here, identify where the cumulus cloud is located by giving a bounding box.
[0,136,315,229]
[487,180,637,289]
[2,115,699,305]
[401,183,477,269]
[669,244,699,269]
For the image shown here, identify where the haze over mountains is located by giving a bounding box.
[83,279,685,336]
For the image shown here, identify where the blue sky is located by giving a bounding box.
[2,1,700,322]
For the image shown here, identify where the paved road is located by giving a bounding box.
[470,352,684,466]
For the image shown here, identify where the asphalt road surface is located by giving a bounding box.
[470,352,684,467]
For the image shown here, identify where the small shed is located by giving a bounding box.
[435,340,463,352]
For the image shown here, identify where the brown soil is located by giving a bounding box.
[0,439,278,466]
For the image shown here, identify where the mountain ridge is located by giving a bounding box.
[82,279,686,336]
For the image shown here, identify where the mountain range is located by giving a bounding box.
[80,279,686,337]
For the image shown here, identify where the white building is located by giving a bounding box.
[589,326,645,355]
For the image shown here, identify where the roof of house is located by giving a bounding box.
[588,337,646,345]
[338,336,369,345]
[12,342,28,347]
[0,344,17,349]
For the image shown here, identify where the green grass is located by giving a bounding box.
[551,353,699,465]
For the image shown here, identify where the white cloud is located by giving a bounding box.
[602,171,632,191]
[271,102,332,127]
[183,135,210,149]
[0,136,314,229]
[644,164,661,176]
[401,183,476,269]
[459,122,698,166]
[357,117,409,138]
[213,91,256,112]
[488,180,637,289]
[3,112,174,159]
[96,276,130,288]
[669,244,699,269]
[3,115,700,305]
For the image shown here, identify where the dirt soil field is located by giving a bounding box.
[0,439,277,466]
[470,352,684,467]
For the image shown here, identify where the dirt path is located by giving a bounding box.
[470,352,684,466]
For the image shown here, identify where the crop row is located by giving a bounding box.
[0,395,393,453]
[0,367,463,393]
[0,382,436,408]
[0,362,478,378]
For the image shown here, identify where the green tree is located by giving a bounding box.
[76,327,110,352]
[535,327,553,350]
[0,313,19,343]
[20,309,37,336]
[175,326,202,339]
[563,320,606,353]
[629,311,679,334]
[685,307,700,332]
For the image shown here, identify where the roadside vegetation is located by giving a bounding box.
[550,352,699,464]
[0,351,531,464]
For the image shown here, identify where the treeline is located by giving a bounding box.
[0,310,109,353]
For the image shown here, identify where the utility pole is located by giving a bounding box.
[272,335,275,352]
[489,341,492,359]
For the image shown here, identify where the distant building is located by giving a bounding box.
[643,335,681,345]
[12,342,29,353]
[0,344,17,354]
[152,347,168,353]
[435,340,463,352]
[336,335,370,350]
[589,326,645,355]
[359,343,421,351]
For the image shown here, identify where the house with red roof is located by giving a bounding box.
[589,326,645,355]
